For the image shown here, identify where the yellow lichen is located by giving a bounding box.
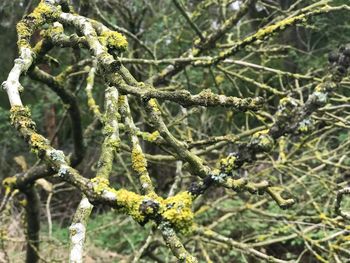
[298,124,308,132]
[90,177,194,232]
[10,106,51,156]
[254,14,306,41]
[140,174,153,191]
[162,192,194,234]
[148,99,160,112]
[116,188,144,222]
[215,75,225,85]
[16,1,61,48]
[251,129,274,151]
[29,133,49,154]
[225,177,247,190]
[193,38,201,46]
[31,1,60,23]
[122,190,194,233]
[107,138,120,149]
[278,137,287,162]
[99,31,128,52]
[10,106,38,136]
[131,146,147,174]
[16,22,32,48]
[19,199,28,207]
[87,97,100,116]
[118,95,126,105]
[315,83,326,92]
[220,155,237,173]
[141,131,160,142]
[91,176,110,195]
[2,177,17,195]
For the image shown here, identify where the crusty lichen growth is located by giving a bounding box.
[16,22,32,48]
[162,192,194,234]
[10,106,51,156]
[209,7,333,65]
[117,188,145,222]
[254,13,307,41]
[99,31,128,52]
[2,177,17,195]
[29,133,50,155]
[148,98,160,113]
[86,68,101,118]
[89,177,194,232]
[30,1,60,23]
[16,1,61,48]
[251,129,274,151]
[10,106,35,130]
[220,154,237,174]
[297,119,312,133]
[90,177,111,195]
[140,131,160,142]
[131,145,148,174]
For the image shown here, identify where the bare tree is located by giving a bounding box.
[2,0,350,262]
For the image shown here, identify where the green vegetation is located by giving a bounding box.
[1,0,350,262]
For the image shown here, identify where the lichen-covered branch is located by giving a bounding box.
[3,0,350,262]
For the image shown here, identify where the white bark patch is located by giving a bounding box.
[102,190,117,201]
[218,95,227,104]
[59,13,105,56]
[2,47,35,106]
[229,1,241,11]
[69,223,86,263]
[79,198,92,209]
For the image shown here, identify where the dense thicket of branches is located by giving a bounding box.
[1,0,350,262]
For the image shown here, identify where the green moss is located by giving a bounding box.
[99,31,128,52]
